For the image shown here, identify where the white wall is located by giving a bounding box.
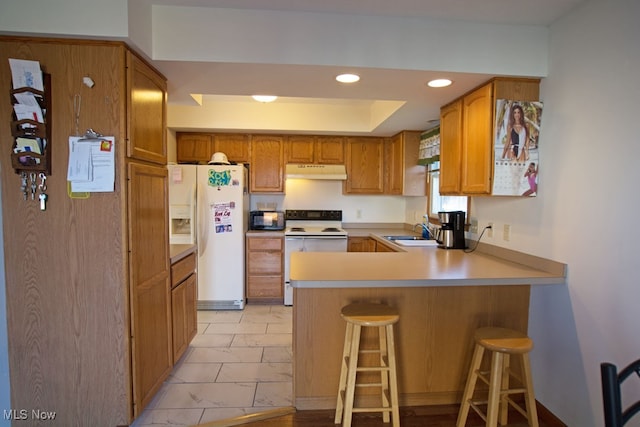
[470,0,640,424]
[0,0,128,38]
[251,180,410,224]
[152,5,548,77]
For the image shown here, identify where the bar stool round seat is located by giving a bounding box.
[457,327,539,427]
[334,302,400,427]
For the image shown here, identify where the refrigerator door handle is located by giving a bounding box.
[197,180,208,255]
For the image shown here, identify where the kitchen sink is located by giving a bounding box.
[384,235,426,241]
[383,235,438,247]
[384,236,426,240]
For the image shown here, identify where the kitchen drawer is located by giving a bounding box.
[248,251,283,275]
[171,252,196,287]
[248,237,283,251]
[247,275,283,298]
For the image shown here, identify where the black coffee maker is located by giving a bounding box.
[437,211,466,249]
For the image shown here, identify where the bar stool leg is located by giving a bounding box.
[499,354,511,425]
[378,325,390,423]
[386,324,400,427]
[486,351,504,427]
[343,324,361,427]
[456,344,485,427]
[335,322,354,424]
[521,354,540,427]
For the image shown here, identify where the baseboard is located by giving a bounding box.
[537,400,568,427]
[192,407,296,427]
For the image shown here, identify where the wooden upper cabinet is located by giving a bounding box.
[286,136,316,163]
[127,52,167,164]
[316,136,344,164]
[387,134,404,195]
[386,131,425,196]
[343,137,385,194]
[250,135,284,193]
[461,83,493,194]
[285,136,345,164]
[440,99,463,194]
[439,78,540,195]
[176,133,212,164]
[176,133,250,164]
[215,134,250,163]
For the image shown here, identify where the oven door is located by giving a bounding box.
[284,236,348,305]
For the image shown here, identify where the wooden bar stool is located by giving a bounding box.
[334,302,400,427]
[457,327,539,427]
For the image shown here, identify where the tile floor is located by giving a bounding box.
[132,304,293,427]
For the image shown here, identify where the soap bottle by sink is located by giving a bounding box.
[421,215,430,239]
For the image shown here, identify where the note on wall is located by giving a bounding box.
[67,136,115,192]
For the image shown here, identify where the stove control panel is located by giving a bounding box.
[285,210,342,221]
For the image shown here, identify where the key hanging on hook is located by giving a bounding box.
[38,173,48,211]
[20,172,28,200]
[29,172,37,200]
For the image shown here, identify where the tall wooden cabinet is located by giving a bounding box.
[0,37,170,425]
[439,78,540,195]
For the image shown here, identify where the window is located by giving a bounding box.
[427,161,468,221]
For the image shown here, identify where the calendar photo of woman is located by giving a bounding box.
[493,99,543,196]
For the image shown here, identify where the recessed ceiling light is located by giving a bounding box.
[336,73,360,83]
[252,95,278,103]
[427,79,453,88]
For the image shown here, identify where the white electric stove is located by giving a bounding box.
[283,210,348,305]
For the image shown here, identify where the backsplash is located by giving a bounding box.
[250,180,422,223]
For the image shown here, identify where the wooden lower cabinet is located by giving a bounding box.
[376,240,397,252]
[246,236,284,303]
[347,236,377,252]
[171,252,198,362]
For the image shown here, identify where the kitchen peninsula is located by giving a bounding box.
[290,236,566,410]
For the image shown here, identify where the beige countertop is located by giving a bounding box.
[169,244,197,263]
[290,229,566,288]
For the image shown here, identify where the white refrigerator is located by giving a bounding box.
[167,164,249,310]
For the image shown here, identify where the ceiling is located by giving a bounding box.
[145,0,586,136]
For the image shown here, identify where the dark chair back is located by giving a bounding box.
[601,359,640,426]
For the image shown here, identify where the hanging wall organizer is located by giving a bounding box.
[10,72,52,176]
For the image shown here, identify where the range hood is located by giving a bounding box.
[285,164,347,180]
